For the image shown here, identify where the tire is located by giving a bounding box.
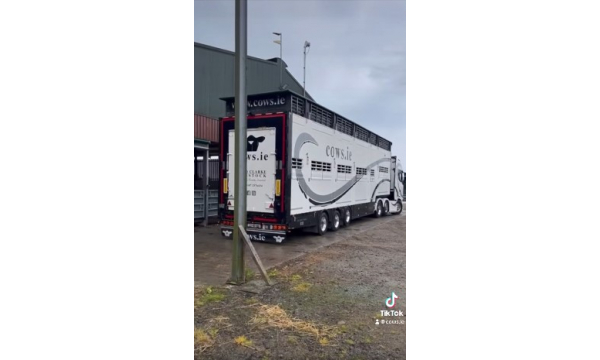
[343,208,351,226]
[375,201,383,218]
[330,211,341,231]
[317,212,328,235]
[384,200,390,215]
[392,200,403,215]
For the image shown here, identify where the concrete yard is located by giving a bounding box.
[194,207,405,286]
[194,206,406,359]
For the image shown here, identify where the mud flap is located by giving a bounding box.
[220,227,287,244]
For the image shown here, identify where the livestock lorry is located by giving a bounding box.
[219,90,403,243]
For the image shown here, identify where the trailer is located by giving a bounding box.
[219,90,403,243]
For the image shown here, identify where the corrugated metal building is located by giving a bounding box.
[194,42,311,224]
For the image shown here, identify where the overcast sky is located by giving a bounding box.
[195,0,406,170]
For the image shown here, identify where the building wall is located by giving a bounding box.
[194,42,312,119]
[194,114,219,143]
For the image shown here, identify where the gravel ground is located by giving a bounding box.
[194,209,406,360]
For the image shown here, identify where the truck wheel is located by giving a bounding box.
[391,200,403,215]
[375,201,383,218]
[317,212,328,235]
[330,211,341,231]
[384,200,390,215]
[343,208,351,226]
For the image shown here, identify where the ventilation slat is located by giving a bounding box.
[311,160,332,172]
[289,96,391,151]
[292,158,303,169]
[337,164,352,174]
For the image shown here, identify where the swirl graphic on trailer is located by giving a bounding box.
[293,132,390,205]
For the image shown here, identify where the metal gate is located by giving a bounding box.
[195,116,220,223]
[194,153,220,222]
[194,190,219,220]
[197,159,220,190]
[194,190,205,220]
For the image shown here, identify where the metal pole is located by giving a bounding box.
[279,34,283,88]
[203,150,209,227]
[303,46,306,97]
[194,155,197,184]
[230,0,247,285]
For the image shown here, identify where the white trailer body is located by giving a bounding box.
[289,112,394,215]
[219,91,402,243]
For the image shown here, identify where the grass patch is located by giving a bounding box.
[245,297,259,305]
[209,315,230,325]
[319,337,330,346]
[267,268,279,278]
[287,335,299,344]
[345,339,355,345]
[290,274,302,282]
[194,286,226,308]
[249,304,336,341]
[245,268,255,280]
[234,335,253,347]
[194,328,215,353]
[194,329,211,344]
[291,282,312,292]
[363,336,373,344]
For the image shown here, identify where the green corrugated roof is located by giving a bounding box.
[194,42,313,119]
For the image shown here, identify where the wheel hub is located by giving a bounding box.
[320,217,327,232]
